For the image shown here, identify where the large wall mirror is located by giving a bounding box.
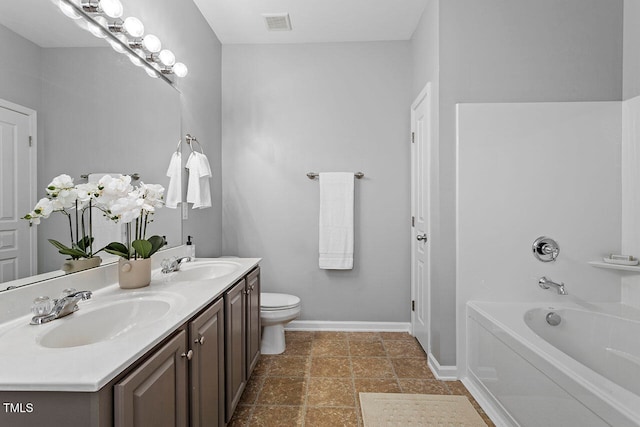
[0,0,182,290]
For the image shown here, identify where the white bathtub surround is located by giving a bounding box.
[318,172,355,270]
[456,101,622,377]
[466,301,640,426]
[622,95,640,308]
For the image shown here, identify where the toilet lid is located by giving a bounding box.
[261,293,300,309]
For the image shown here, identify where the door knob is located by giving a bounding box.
[416,234,428,242]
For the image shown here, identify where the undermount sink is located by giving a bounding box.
[38,299,171,349]
[170,261,241,282]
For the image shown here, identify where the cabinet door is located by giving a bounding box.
[246,267,261,377]
[189,298,225,427]
[114,330,188,427]
[224,279,246,423]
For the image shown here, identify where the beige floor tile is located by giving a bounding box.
[446,380,473,396]
[252,356,272,377]
[310,357,352,378]
[227,404,252,427]
[314,331,349,341]
[249,405,304,427]
[351,357,395,378]
[304,407,359,427]
[379,332,415,341]
[398,379,449,394]
[257,377,307,405]
[347,331,381,341]
[285,331,315,341]
[384,339,427,358]
[239,375,265,405]
[268,355,310,377]
[311,339,349,357]
[391,358,435,379]
[354,378,401,394]
[349,340,386,357]
[307,377,355,407]
[282,339,312,356]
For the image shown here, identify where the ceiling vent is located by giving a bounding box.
[262,13,292,31]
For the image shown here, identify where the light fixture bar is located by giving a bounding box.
[59,0,187,83]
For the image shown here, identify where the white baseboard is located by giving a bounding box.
[427,353,458,380]
[462,374,515,427]
[285,320,411,332]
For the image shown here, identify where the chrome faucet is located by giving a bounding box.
[30,289,93,325]
[161,256,192,274]
[538,276,567,295]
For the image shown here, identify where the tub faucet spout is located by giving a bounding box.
[538,276,567,295]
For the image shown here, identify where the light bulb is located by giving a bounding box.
[108,34,128,53]
[142,34,161,53]
[59,1,81,19]
[158,49,175,66]
[128,52,144,67]
[145,67,159,78]
[99,0,122,18]
[123,17,144,38]
[173,62,188,78]
[88,16,108,38]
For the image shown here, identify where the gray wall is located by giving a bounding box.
[411,0,623,366]
[0,24,41,112]
[222,42,412,322]
[624,0,640,99]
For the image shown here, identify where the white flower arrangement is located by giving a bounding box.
[24,174,166,261]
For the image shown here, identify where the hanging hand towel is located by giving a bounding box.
[319,172,354,269]
[165,151,182,209]
[186,152,212,209]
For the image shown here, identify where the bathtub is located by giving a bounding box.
[466,301,640,426]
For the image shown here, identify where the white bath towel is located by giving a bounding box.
[186,152,212,209]
[165,151,182,209]
[318,172,354,269]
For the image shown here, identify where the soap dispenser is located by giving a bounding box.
[187,235,196,260]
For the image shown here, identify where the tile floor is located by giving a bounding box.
[228,331,495,426]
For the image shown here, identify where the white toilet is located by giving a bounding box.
[260,293,301,355]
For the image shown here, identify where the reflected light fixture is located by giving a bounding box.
[59,0,188,82]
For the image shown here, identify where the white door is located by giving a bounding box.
[410,84,431,352]
[0,101,36,283]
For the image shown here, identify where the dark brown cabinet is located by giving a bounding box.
[246,267,261,377]
[114,330,189,427]
[224,278,247,423]
[189,298,225,427]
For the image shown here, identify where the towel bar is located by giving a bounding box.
[307,172,364,180]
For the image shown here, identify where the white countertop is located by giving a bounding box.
[0,257,260,392]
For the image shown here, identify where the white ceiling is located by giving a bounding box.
[0,0,428,48]
[0,0,103,48]
[193,0,429,44]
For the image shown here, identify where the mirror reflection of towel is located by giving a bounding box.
[186,152,212,209]
[165,152,182,209]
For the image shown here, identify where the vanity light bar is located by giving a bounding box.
[57,0,188,82]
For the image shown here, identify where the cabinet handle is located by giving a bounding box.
[194,336,205,345]
[181,350,193,360]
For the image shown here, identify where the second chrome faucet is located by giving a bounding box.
[538,276,567,295]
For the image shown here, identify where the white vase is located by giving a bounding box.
[118,258,151,289]
[61,256,102,274]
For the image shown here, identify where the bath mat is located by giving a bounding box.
[359,393,487,426]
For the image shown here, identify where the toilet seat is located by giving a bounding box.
[261,293,300,311]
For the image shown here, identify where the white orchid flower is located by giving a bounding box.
[109,194,144,223]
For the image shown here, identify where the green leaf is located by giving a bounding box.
[132,239,153,258]
[48,239,88,260]
[76,236,94,252]
[105,242,130,259]
[147,235,165,258]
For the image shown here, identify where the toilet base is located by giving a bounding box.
[261,324,286,355]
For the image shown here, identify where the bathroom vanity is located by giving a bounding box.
[0,256,261,427]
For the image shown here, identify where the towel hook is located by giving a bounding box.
[185,134,204,154]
